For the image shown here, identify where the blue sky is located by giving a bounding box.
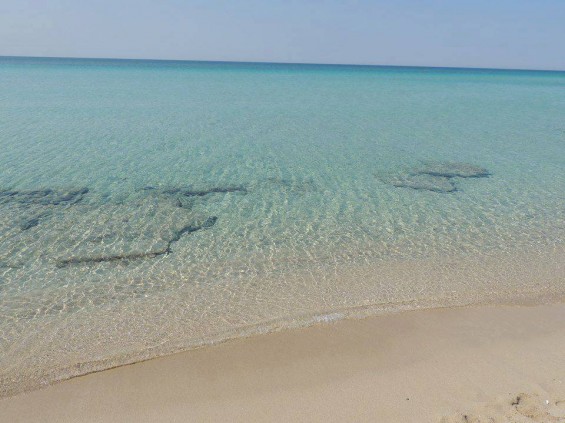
[1,0,564,70]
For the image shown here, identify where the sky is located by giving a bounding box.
[1,0,564,70]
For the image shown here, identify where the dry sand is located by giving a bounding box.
[1,303,565,422]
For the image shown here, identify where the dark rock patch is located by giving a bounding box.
[20,217,40,231]
[1,183,229,270]
[142,185,245,210]
[417,162,490,178]
[382,161,490,193]
[202,216,218,228]
[56,250,166,267]
[0,187,89,206]
[175,197,194,210]
[56,214,218,267]
[170,186,247,197]
[145,185,247,197]
[262,177,318,194]
[0,261,21,270]
[164,215,218,254]
[389,174,457,193]
[19,211,52,231]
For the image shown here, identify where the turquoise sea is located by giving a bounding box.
[1,57,564,396]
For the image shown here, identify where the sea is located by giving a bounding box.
[1,56,564,396]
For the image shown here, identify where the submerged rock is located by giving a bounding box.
[20,217,40,231]
[56,213,219,267]
[417,162,490,178]
[0,187,89,206]
[142,185,246,209]
[19,211,53,231]
[202,216,218,228]
[0,183,229,269]
[262,177,318,193]
[381,161,490,193]
[389,174,457,193]
[147,185,247,197]
[56,250,167,267]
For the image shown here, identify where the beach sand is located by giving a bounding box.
[2,303,565,422]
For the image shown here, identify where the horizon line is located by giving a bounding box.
[1,54,564,73]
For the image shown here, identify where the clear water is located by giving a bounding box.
[1,57,564,396]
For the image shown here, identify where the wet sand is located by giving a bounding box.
[2,303,565,422]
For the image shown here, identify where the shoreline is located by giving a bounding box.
[2,245,565,399]
[2,302,565,422]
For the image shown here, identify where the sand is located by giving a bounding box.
[1,303,565,422]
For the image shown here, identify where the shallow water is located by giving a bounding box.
[1,57,564,396]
